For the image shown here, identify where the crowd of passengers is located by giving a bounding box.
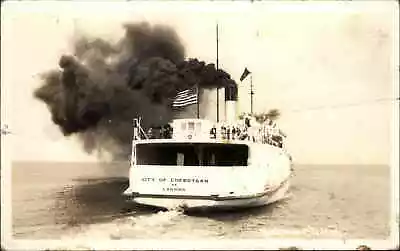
[209,118,284,148]
[145,117,284,148]
[146,124,173,139]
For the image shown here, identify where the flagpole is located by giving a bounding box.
[240,67,252,115]
[216,22,219,122]
[250,74,254,114]
[197,84,200,119]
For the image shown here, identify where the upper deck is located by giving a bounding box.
[134,118,286,148]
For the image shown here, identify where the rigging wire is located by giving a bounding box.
[282,97,400,113]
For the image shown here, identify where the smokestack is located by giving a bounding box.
[224,84,238,123]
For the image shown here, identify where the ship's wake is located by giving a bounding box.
[61,208,186,241]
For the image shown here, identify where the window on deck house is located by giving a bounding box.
[136,143,248,166]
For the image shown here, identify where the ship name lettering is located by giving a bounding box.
[169,178,208,183]
[163,187,186,192]
[141,177,155,182]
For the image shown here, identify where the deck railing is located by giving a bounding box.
[133,118,285,148]
[142,125,283,147]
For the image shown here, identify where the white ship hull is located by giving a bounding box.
[123,118,293,212]
[125,178,290,211]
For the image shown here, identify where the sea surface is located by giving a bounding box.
[11,162,391,240]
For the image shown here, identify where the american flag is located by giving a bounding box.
[172,88,198,108]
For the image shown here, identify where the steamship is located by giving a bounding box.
[123,23,292,211]
[122,86,293,211]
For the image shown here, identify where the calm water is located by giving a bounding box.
[11,162,390,239]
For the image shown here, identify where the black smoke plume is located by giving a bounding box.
[34,22,237,160]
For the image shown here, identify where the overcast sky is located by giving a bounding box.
[1,1,398,164]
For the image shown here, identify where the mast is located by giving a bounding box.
[197,84,200,119]
[216,22,220,122]
[250,75,254,114]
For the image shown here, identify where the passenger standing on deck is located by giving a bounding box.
[147,127,153,139]
[210,125,216,139]
[162,125,169,138]
[221,125,226,140]
[168,124,173,138]
[160,126,165,139]
[245,117,251,128]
